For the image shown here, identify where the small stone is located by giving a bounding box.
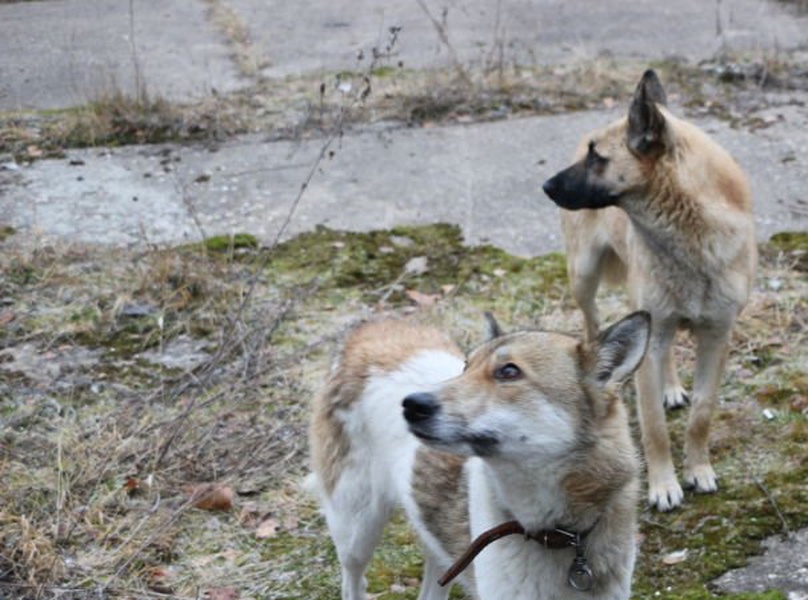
[120,303,156,317]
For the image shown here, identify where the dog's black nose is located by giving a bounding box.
[542,176,558,199]
[402,392,440,422]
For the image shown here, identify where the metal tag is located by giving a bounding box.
[568,555,594,592]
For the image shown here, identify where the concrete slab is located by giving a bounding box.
[2,1,808,112]
[0,0,244,111]
[233,0,808,78]
[713,528,808,599]
[3,103,807,256]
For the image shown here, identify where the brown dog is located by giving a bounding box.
[309,313,649,599]
[542,70,757,511]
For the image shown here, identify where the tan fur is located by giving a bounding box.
[411,448,471,566]
[544,70,757,511]
[338,320,463,385]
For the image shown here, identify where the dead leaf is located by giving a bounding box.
[441,284,455,295]
[405,289,440,307]
[187,484,234,512]
[0,310,14,326]
[255,518,280,539]
[661,548,688,565]
[123,476,142,496]
[147,566,175,594]
[205,587,239,600]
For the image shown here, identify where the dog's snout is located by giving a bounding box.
[542,176,559,200]
[402,392,440,423]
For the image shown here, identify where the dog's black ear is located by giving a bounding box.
[590,311,651,384]
[628,70,667,156]
[483,312,504,341]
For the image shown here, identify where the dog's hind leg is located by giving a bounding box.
[683,326,731,493]
[323,481,392,600]
[662,345,690,410]
[416,554,450,600]
[636,321,684,511]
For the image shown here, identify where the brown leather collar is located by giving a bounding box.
[438,519,595,591]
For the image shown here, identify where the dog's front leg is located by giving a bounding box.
[683,325,731,493]
[636,324,684,511]
[662,344,689,409]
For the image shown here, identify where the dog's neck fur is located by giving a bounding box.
[480,456,592,532]
[474,418,636,535]
[465,443,636,599]
[622,114,753,275]
[622,159,752,289]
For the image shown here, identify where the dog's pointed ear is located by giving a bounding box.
[483,311,504,341]
[589,311,651,385]
[628,69,668,157]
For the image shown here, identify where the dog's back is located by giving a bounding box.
[309,320,465,600]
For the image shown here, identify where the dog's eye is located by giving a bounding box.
[494,363,522,381]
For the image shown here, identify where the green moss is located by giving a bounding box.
[0,225,15,242]
[264,223,568,308]
[258,521,342,598]
[202,232,259,253]
[6,260,39,285]
[372,66,397,78]
[632,435,808,600]
[768,231,808,271]
[723,593,787,600]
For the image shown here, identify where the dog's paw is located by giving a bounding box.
[662,386,689,410]
[683,464,718,493]
[647,476,684,512]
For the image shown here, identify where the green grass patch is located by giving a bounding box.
[264,223,568,312]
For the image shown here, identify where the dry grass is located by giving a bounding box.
[202,0,268,78]
[0,235,320,598]
[0,224,806,599]
[4,51,806,163]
